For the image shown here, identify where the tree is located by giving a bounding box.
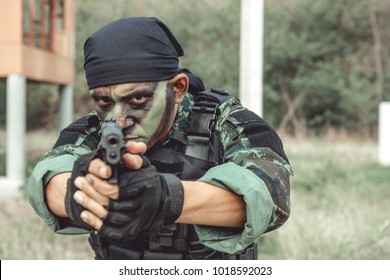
[264,0,390,137]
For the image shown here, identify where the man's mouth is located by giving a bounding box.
[124,136,142,142]
[124,136,139,139]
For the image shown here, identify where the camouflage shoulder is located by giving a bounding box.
[169,92,194,142]
[228,146,293,175]
[216,97,245,125]
[45,144,93,159]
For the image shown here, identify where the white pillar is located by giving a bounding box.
[239,0,263,116]
[59,84,73,130]
[1,74,26,192]
[379,102,390,166]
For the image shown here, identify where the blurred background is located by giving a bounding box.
[0,0,389,259]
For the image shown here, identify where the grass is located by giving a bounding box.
[258,138,390,259]
[0,132,389,259]
[0,195,94,259]
[0,129,95,260]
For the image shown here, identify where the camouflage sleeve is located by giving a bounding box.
[26,113,100,234]
[196,98,292,254]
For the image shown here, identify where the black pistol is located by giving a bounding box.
[98,121,126,184]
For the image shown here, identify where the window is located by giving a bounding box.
[23,0,65,50]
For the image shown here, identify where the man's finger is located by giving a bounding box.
[126,141,147,154]
[122,141,147,170]
[86,173,119,200]
[122,153,144,170]
[73,190,108,219]
[88,158,112,179]
[74,176,110,205]
[80,210,103,230]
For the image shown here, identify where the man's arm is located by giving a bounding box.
[76,177,246,230]
[177,180,246,228]
[45,172,70,217]
[45,141,246,230]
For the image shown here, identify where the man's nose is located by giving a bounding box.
[115,116,135,129]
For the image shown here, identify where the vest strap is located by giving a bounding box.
[185,89,227,160]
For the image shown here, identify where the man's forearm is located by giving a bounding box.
[177,181,246,228]
[47,172,246,229]
[45,172,71,217]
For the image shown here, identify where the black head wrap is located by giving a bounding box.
[84,17,184,89]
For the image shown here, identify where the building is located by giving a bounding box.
[0,0,76,197]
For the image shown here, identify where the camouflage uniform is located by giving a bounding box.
[27,93,292,255]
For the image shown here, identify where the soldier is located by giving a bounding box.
[27,17,292,260]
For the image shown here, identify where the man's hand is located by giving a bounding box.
[97,159,184,243]
[67,140,184,243]
[64,141,146,229]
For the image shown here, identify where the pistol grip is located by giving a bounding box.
[108,167,118,184]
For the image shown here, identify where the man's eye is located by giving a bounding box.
[129,95,150,105]
[95,97,113,107]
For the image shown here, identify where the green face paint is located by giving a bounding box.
[90,81,176,148]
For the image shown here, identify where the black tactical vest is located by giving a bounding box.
[55,88,257,260]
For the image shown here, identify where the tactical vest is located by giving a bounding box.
[55,88,257,260]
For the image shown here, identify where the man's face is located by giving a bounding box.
[90,81,177,148]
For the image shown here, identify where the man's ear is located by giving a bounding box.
[171,73,189,104]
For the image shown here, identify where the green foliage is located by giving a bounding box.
[73,0,241,117]
[20,0,390,135]
[1,81,59,130]
[264,0,390,136]
[26,84,59,130]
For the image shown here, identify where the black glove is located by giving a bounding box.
[98,157,184,243]
[64,151,100,230]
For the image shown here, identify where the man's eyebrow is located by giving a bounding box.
[90,86,156,100]
[120,88,155,99]
[90,92,109,100]
[121,82,158,98]
[90,88,110,97]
